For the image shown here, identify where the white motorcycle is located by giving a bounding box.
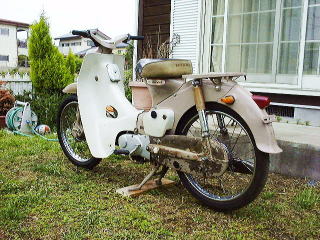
[57,29,282,211]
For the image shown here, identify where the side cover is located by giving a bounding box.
[77,53,141,158]
[143,109,174,137]
[156,80,282,154]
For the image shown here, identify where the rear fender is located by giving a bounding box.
[224,84,282,154]
[157,80,282,154]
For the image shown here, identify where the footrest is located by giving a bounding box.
[116,178,175,197]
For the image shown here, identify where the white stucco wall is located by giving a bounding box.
[0,24,18,68]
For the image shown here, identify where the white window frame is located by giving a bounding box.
[301,1,320,90]
[208,0,320,92]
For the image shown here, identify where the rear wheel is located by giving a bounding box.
[57,95,101,169]
[176,103,269,211]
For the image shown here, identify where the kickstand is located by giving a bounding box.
[155,166,169,185]
[128,165,169,192]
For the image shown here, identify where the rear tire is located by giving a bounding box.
[57,95,101,169]
[176,103,269,211]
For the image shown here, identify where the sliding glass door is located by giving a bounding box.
[209,0,320,87]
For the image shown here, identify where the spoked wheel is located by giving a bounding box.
[176,103,269,211]
[57,95,101,169]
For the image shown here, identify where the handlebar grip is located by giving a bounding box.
[128,35,144,41]
[72,30,90,38]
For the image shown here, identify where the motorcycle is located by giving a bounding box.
[57,29,282,211]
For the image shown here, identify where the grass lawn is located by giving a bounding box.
[0,129,319,240]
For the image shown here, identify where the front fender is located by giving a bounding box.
[63,83,77,94]
[157,80,282,154]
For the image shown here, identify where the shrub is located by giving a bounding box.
[28,14,74,94]
[75,56,83,73]
[18,55,29,67]
[65,50,77,76]
[0,82,15,116]
[125,42,134,70]
[124,42,134,101]
[124,70,132,101]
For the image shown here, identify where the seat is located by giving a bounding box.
[136,58,193,79]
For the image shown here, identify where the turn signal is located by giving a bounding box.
[221,96,235,105]
[252,95,270,109]
[106,106,115,112]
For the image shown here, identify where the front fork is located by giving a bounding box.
[192,79,210,137]
[192,79,228,136]
[192,79,218,163]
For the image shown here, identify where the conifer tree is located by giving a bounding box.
[28,14,73,94]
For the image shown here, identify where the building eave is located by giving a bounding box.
[54,36,82,41]
[0,18,30,28]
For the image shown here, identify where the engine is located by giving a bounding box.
[118,134,150,159]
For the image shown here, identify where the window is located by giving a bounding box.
[211,0,278,77]
[278,0,302,75]
[66,43,70,47]
[226,0,276,74]
[87,40,94,46]
[211,0,225,72]
[71,42,76,46]
[209,0,320,86]
[0,55,9,61]
[0,28,9,35]
[303,0,320,75]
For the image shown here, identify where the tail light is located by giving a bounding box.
[252,95,270,109]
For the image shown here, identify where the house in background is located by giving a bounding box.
[135,0,320,126]
[112,42,129,55]
[55,29,110,56]
[0,18,29,69]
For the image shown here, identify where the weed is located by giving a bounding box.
[261,191,275,200]
[0,192,44,222]
[295,188,320,210]
[32,162,64,176]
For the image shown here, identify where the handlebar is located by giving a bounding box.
[71,30,145,49]
[128,35,145,41]
[72,30,91,38]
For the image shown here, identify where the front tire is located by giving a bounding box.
[176,103,269,211]
[57,95,101,169]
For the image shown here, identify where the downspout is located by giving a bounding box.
[133,0,140,81]
[16,27,18,68]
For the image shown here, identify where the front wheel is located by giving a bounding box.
[57,95,101,169]
[176,103,269,211]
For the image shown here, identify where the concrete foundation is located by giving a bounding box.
[269,140,320,180]
[294,107,320,127]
